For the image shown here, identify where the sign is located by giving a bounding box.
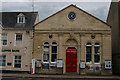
[57,59,63,68]
[80,61,85,69]
[32,59,35,74]
[42,63,49,69]
[2,49,19,52]
[105,60,111,69]
[36,60,41,68]
[50,63,56,66]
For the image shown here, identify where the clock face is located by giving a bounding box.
[68,12,76,20]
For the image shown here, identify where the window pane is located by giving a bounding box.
[43,54,49,62]
[44,46,49,52]
[51,54,57,62]
[2,40,7,45]
[52,46,57,53]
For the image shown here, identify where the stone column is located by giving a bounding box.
[58,33,63,59]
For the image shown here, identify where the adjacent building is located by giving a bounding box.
[33,5,112,75]
[0,12,38,72]
[107,1,120,75]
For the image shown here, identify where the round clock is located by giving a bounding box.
[68,12,76,20]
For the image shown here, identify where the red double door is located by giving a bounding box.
[66,47,77,73]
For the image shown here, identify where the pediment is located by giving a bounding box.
[35,4,111,31]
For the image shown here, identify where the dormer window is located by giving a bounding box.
[17,13,25,23]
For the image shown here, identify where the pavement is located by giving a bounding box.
[1,73,120,79]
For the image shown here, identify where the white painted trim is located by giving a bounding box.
[0,55,6,68]
[17,13,25,23]
[13,55,22,68]
[14,33,23,47]
[1,33,8,46]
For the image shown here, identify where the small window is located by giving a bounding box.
[86,43,92,63]
[0,55,6,67]
[1,34,7,46]
[94,43,100,63]
[15,33,22,46]
[51,42,57,62]
[14,56,21,68]
[43,42,49,63]
[17,13,25,23]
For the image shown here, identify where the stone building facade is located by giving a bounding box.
[33,5,112,75]
[0,12,38,72]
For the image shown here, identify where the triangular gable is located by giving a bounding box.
[35,4,111,31]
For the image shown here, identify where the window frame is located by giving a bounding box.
[15,33,23,46]
[86,43,92,64]
[51,42,57,63]
[43,42,49,63]
[17,13,25,23]
[13,55,22,68]
[0,55,6,68]
[94,43,100,64]
[1,33,7,46]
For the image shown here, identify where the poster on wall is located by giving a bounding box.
[80,61,85,69]
[42,63,49,69]
[32,59,35,74]
[57,59,63,68]
[36,60,41,68]
[105,60,111,69]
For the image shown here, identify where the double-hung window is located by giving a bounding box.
[86,43,92,63]
[51,42,57,63]
[1,34,7,46]
[14,56,21,68]
[0,55,6,67]
[15,33,22,46]
[43,42,49,63]
[94,43,100,63]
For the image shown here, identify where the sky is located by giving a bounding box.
[0,0,112,22]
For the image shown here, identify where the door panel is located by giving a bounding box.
[66,47,77,73]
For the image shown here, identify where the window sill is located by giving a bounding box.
[51,62,57,64]
[0,66,6,68]
[43,62,49,64]
[86,62,92,64]
[14,67,21,68]
[94,63,100,64]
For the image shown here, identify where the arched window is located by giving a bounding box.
[94,43,100,63]
[43,42,49,62]
[86,43,92,63]
[51,42,57,62]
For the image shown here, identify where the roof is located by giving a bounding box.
[0,12,38,29]
[35,4,111,27]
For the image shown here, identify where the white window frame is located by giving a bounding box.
[86,43,92,64]
[15,33,23,46]
[51,42,57,63]
[1,33,7,46]
[0,55,6,68]
[13,55,22,68]
[43,42,49,63]
[94,43,100,64]
[17,13,25,23]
